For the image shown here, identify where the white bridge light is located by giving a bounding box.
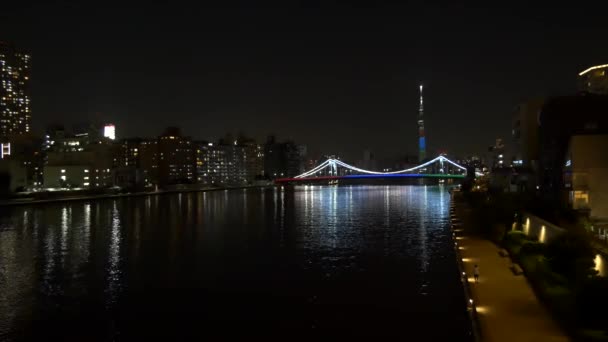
[292,155,467,179]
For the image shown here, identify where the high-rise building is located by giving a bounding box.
[578,64,608,95]
[157,127,194,186]
[195,137,263,185]
[0,42,31,139]
[264,136,301,178]
[138,139,159,186]
[195,142,224,185]
[537,94,608,195]
[512,98,545,169]
[418,84,426,162]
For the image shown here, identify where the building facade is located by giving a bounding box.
[195,140,263,185]
[488,138,505,169]
[564,135,608,220]
[0,42,31,140]
[43,128,115,189]
[537,94,608,195]
[512,98,545,168]
[264,136,301,178]
[157,127,194,186]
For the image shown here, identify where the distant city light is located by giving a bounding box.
[104,124,116,140]
[595,254,605,276]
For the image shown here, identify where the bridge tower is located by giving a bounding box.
[418,84,426,162]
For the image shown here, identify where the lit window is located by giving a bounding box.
[61,169,66,173]
[574,191,589,203]
[60,175,66,181]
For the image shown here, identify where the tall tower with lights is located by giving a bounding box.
[418,84,426,162]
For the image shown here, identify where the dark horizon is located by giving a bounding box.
[2,2,608,160]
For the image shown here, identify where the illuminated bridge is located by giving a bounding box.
[275,155,468,184]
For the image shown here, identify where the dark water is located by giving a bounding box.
[0,185,472,340]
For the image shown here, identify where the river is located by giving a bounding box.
[0,185,472,340]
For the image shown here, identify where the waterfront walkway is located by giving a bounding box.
[453,198,569,342]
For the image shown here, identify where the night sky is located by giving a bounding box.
[2,1,608,160]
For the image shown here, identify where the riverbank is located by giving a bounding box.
[451,191,569,342]
[0,184,272,207]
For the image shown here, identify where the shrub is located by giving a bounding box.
[504,230,527,245]
[577,277,608,330]
[520,254,542,274]
[579,330,608,342]
[490,223,507,243]
[545,232,596,283]
[520,240,546,255]
[544,284,575,319]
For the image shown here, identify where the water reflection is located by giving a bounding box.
[0,186,470,340]
[106,201,122,306]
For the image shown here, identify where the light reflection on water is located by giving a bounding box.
[0,185,471,340]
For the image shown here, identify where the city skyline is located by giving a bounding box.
[1,2,608,160]
[1,3,608,340]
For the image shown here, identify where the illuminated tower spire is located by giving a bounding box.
[418,84,426,162]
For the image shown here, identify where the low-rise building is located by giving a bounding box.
[43,127,115,189]
[43,165,91,189]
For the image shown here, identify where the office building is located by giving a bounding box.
[0,42,31,140]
